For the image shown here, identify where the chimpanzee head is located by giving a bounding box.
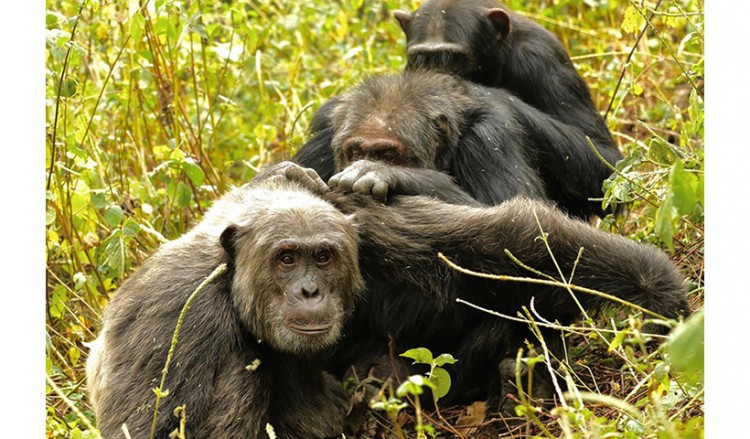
[328,72,474,171]
[220,184,364,356]
[393,0,511,81]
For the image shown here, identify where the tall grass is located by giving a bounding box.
[45,0,703,437]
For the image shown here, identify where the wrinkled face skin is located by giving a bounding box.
[393,0,511,80]
[221,193,364,356]
[329,72,472,172]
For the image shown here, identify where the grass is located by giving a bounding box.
[45,0,703,437]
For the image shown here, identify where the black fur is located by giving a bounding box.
[324,177,689,403]
[295,71,621,217]
[394,0,619,159]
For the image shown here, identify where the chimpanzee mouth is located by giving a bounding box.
[287,323,334,336]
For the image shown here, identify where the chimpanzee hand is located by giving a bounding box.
[254,161,329,195]
[329,160,394,202]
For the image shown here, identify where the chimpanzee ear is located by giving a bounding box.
[487,8,511,39]
[393,10,412,34]
[220,224,240,260]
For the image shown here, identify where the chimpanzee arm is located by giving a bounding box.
[329,159,481,205]
[291,97,341,181]
[90,243,239,438]
[347,195,688,329]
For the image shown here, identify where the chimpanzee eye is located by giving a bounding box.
[278,251,296,266]
[316,250,332,266]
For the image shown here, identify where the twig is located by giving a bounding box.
[438,253,668,320]
[149,263,228,439]
[605,0,663,119]
[47,0,89,191]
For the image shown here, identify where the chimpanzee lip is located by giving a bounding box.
[287,323,333,335]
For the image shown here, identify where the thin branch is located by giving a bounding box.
[439,253,668,320]
[150,263,227,439]
[605,0,663,119]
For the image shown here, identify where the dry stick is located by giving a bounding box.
[46,374,102,439]
[605,0,663,120]
[438,253,668,321]
[149,263,228,439]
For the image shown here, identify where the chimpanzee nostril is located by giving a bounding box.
[301,285,320,299]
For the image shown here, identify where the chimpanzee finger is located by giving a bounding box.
[283,163,329,194]
[351,175,375,196]
[371,180,389,203]
[329,168,360,191]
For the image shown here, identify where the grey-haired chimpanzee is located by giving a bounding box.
[86,163,364,439]
[393,0,620,162]
[295,71,622,218]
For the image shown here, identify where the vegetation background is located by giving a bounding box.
[42,0,706,437]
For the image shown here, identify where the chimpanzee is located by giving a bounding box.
[320,161,688,404]
[295,71,622,217]
[393,0,618,153]
[88,160,688,429]
[86,162,364,439]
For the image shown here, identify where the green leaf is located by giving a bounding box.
[49,285,68,319]
[153,387,170,398]
[175,181,193,207]
[654,198,675,252]
[621,5,644,34]
[90,192,108,209]
[46,205,56,226]
[104,205,124,227]
[647,138,676,165]
[103,230,126,278]
[122,219,141,237]
[667,310,704,386]
[68,346,81,366]
[400,347,433,365]
[429,366,452,400]
[182,159,205,187]
[130,12,145,43]
[670,160,699,215]
[433,353,458,367]
[396,375,436,397]
[608,330,626,352]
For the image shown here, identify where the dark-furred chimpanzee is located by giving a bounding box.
[318,161,689,405]
[86,163,364,439]
[393,0,619,154]
[295,71,622,217]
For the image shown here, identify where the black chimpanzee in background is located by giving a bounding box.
[294,0,623,217]
[393,0,619,156]
[296,71,622,218]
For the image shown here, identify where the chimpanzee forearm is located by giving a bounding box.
[346,195,688,328]
[329,160,481,205]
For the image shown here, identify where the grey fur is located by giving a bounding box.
[87,163,363,439]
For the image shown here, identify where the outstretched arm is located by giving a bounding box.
[343,194,688,329]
